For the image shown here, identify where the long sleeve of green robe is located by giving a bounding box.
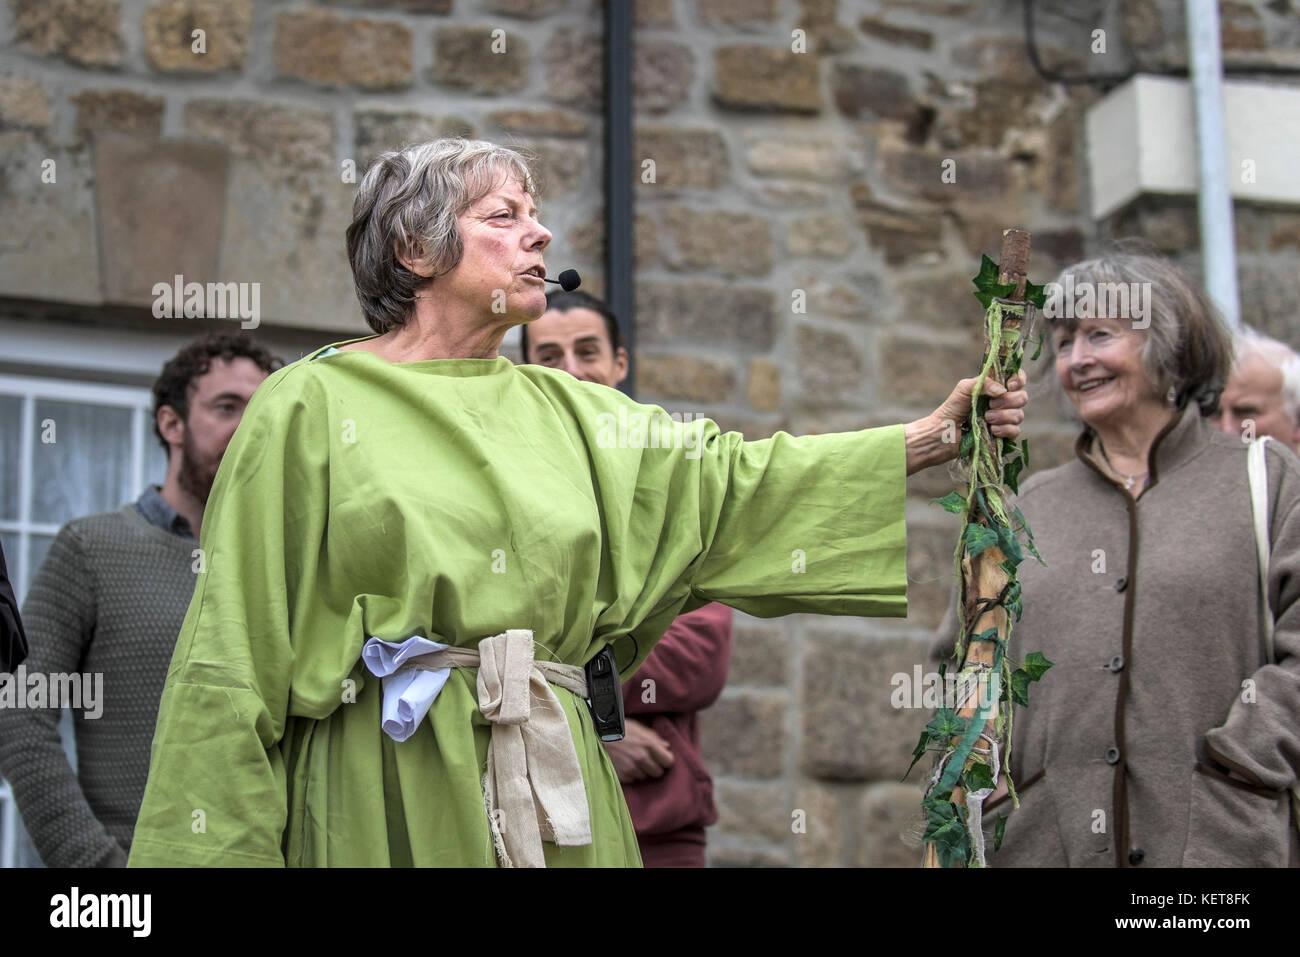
[127,343,907,867]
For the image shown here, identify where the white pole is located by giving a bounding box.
[1186,0,1241,328]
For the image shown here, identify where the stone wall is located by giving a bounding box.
[2,0,1299,866]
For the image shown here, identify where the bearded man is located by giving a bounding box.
[0,334,281,866]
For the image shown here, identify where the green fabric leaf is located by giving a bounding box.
[974,253,1000,288]
[1013,505,1046,566]
[1010,668,1031,707]
[975,286,1018,310]
[1021,437,1031,468]
[969,627,999,644]
[1029,335,1043,361]
[1004,580,1023,622]
[964,761,995,792]
[1004,454,1024,495]
[933,491,966,514]
[995,522,1024,564]
[964,523,1000,557]
[904,728,931,779]
[994,813,1008,851]
[1023,279,1047,309]
[926,708,967,739]
[959,429,974,460]
[922,800,970,867]
[1021,650,1053,681]
[972,254,1019,309]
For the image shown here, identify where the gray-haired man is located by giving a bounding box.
[1211,327,1300,452]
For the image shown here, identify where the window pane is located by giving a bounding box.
[30,401,133,525]
[0,395,20,522]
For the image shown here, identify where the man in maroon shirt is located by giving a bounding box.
[521,291,733,867]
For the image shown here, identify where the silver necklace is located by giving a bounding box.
[1100,443,1148,490]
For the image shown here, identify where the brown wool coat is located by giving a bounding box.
[932,405,1300,867]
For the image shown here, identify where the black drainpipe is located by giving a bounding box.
[605,0,635,397]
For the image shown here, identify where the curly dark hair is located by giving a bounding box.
[151,334,285,452]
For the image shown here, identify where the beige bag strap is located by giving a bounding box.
[1248,436,1275,664]
[1247,437,1300,840]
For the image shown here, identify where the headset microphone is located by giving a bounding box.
[543,269,581,292]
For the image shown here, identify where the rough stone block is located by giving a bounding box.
[795,323,865,404]
[353,110,475,170]
[185,99,334,174]
[857,15,934,49]
[714,779,790,844]
[850,184,943,265]
[214,157,362,331]
[144,0,252,73]
[0,73,51,131]
[800,629,929,780]
[0,136,101,304]
[483,0,565,16]
[71,89,164,138]
[745,358,782,414]
[793,781,845,866]
[488,108,587,137]
[276,9,412,89]
[699,0,779,24]
[700,690,787,778]
[662,205,772,278]
[11,0,124,67]
[637,353,736,404]
[832,63,920,123]
[906,520,961,632]
[707,844,790,867]
[433,26,529,94]
[543,28,603,108]
[93,133,229,307]
[635,41,692,114]
[877,333,973,409]
[714,45,821,113]
[636,126,729,189]
[856,782,927,866]
[788,213,852,260]
[636,280,775,351]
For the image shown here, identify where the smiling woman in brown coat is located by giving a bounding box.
[934,249,1300,867]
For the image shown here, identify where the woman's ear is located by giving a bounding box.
[395,237,436,278]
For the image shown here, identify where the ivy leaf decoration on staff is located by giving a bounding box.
[914,228,1053,869]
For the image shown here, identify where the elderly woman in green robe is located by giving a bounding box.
[127,138,1027,867]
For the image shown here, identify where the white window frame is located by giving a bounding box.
[0,374,159,598]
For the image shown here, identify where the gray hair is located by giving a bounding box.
[1035,246,1234,419]
[345,138,539,334]
[1235,325,1300,424]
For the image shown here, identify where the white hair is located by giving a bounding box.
[1235,325,1300,424]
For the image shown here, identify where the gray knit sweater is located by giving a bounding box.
[0,505,197,867]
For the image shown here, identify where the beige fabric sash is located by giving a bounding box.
[400,629,592,868]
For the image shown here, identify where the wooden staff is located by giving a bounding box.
[922,227,1031,868]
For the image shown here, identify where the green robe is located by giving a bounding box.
[127,338,908,867]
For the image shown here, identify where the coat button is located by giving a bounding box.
[1129,847,1145,865]
[1108,654,1125,672]
[1105,746,1121,764]
[1115,577,1128,592]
